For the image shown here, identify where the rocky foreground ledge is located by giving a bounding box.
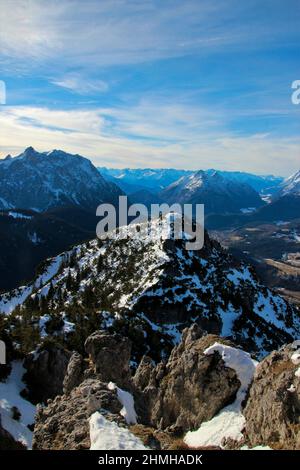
[23,325,300,450]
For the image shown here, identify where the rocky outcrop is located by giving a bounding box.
[63,352,85,395]
[134,325,241,432]
[84,330,132,388]
[244,342,300,449]
[32,379,123,450]
[33,330,135,449]
[23,344,71,403]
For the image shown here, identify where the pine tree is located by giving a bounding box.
[66,269,73,291]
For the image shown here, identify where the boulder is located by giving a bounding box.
[243,342,300,449]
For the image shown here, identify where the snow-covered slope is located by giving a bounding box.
[184,343,257,448]
[0,215,299,362]
[0,147,123,212]
[161,171,264,215]
[276,170,300,197]
[0,361,36,449]
[89,413,147,450]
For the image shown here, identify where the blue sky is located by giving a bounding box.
[0,0,299,175]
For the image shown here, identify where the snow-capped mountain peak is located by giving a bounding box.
[160,170,264,214]
[0,147,123,212]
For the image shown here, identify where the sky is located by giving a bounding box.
[0,0,299,175]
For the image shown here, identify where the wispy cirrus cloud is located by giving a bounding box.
[52,74,109,95]
[1,0,299,70]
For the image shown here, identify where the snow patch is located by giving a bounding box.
[89,412,147,450]
[107,382,137,425]
[184,343,257,449]
[8,211,33,220]
[291,351,300,365]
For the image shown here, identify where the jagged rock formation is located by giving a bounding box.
[133,325,240,432]
[32,378,124,450]
[32,329,135,449]
[30,328,300,450]
[244,342,300,449]
[32,327,241,449]
[23,344,71,403]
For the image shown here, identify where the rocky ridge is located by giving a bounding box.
[0,216,299,364]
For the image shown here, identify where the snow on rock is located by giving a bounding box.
[184,343,257,449]
[291,351,300,365]
[8,211,32,220]
[241,445,272,450]
[292,347,300,378]
[107,382,137,424]
[89,412,147,450]
[0,361,36,448]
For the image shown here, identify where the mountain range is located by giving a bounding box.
[0,147,299,292]
[99,166,283,195]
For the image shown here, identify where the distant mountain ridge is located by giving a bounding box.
[0,147,123,212]
[99,167,283,195]
[98,167,193,194]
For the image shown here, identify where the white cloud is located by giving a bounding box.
[0,103,299,176]
[52,74,109,94]
[1,0,298,72]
